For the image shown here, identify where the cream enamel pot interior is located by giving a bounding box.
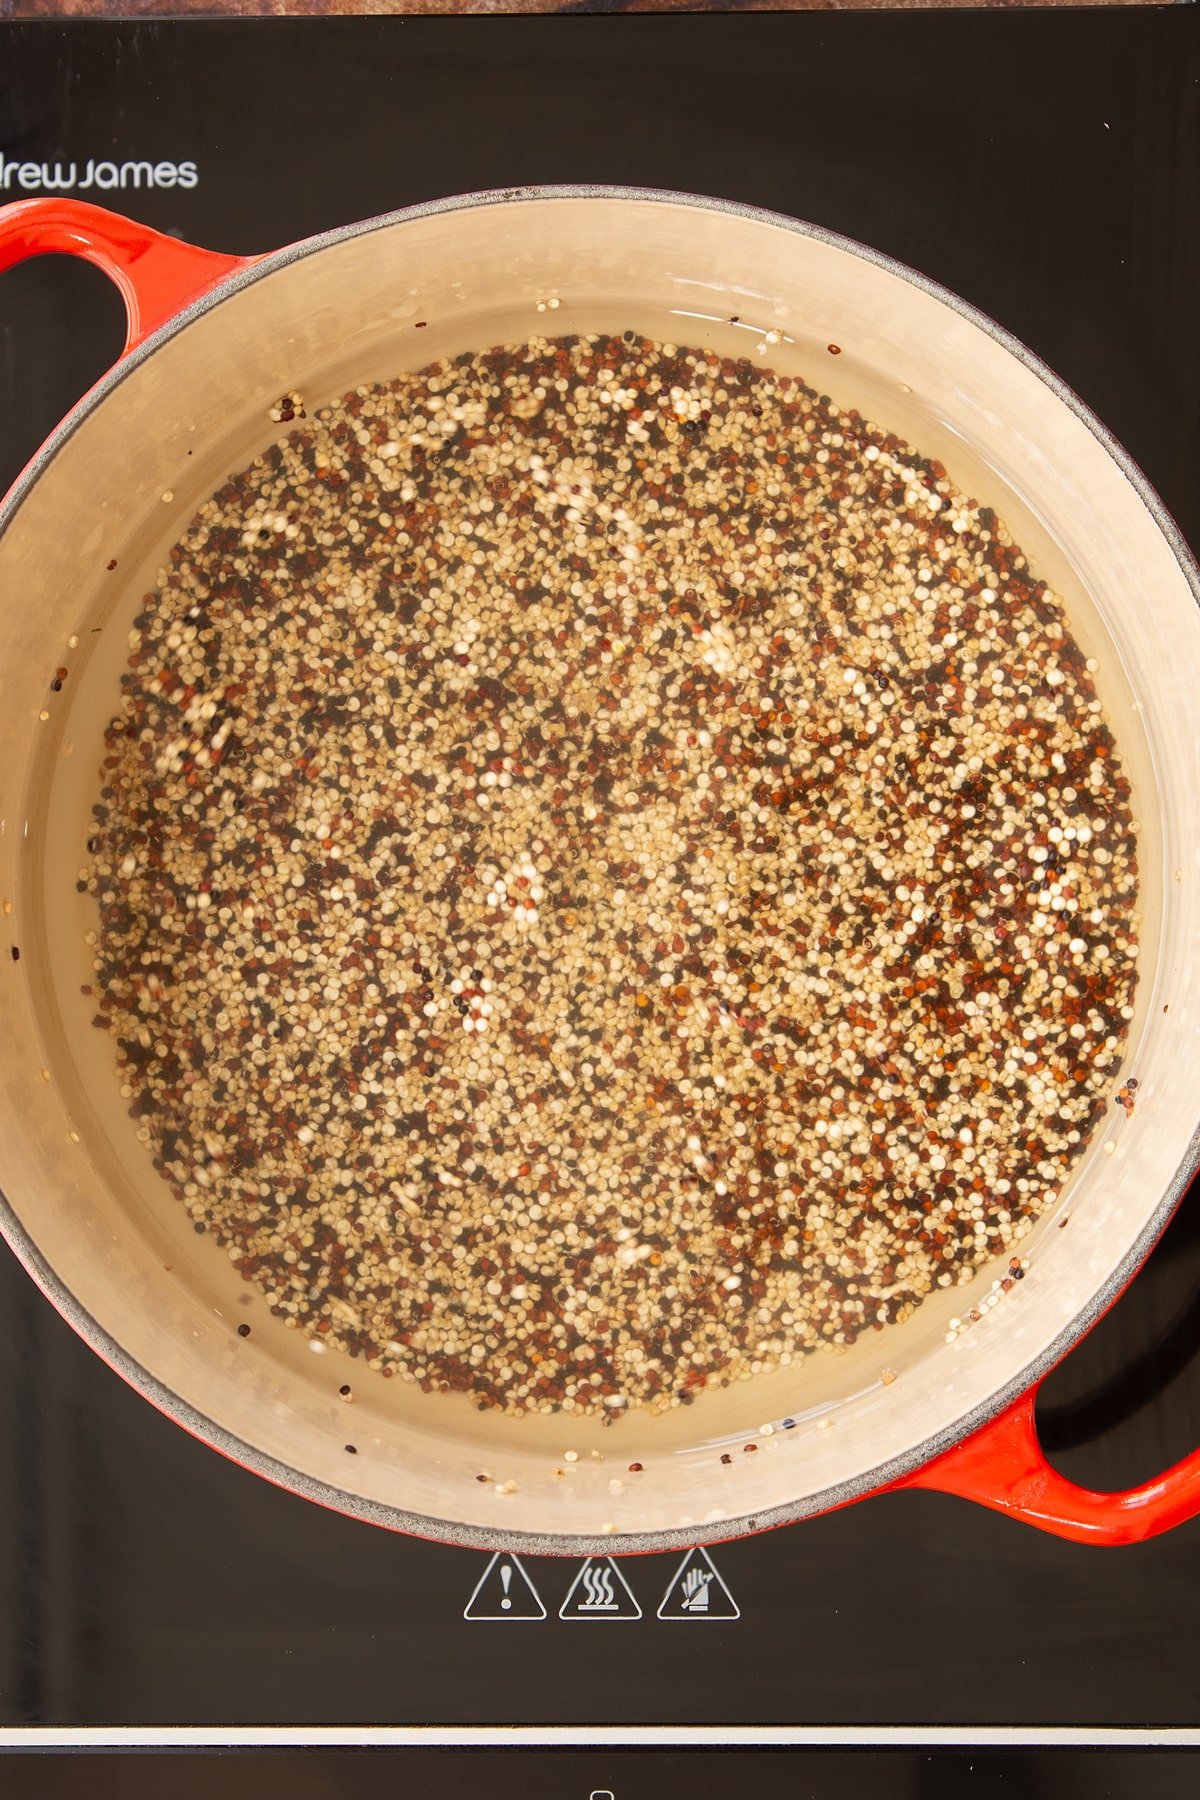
[2,188,1200,1555]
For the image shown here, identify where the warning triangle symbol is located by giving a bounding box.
[657,1545,740,1620]
[463,1551,546,1621]
[559,1556,642,1621]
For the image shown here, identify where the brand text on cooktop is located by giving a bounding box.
[0,156,198,192]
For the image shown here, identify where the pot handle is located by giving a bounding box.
[898,1382,1200,1544]
[0,198,249,353]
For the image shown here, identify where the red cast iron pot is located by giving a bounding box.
[1,192,1199,1555]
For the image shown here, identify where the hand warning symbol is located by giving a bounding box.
[680,1565,713,1612]
[657,1546,739,1620]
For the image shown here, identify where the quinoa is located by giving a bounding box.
[82,332,1139,1419]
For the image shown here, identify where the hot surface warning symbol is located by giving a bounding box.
[463,1552,546,1621]
[559,1556,642,1621]
[656,1546,739,1620]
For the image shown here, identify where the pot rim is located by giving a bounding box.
[2,182,1198,1555]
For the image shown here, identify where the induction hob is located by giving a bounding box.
[1,12,1199,1796]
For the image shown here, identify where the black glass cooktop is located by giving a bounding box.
[1,11,1199,1795]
